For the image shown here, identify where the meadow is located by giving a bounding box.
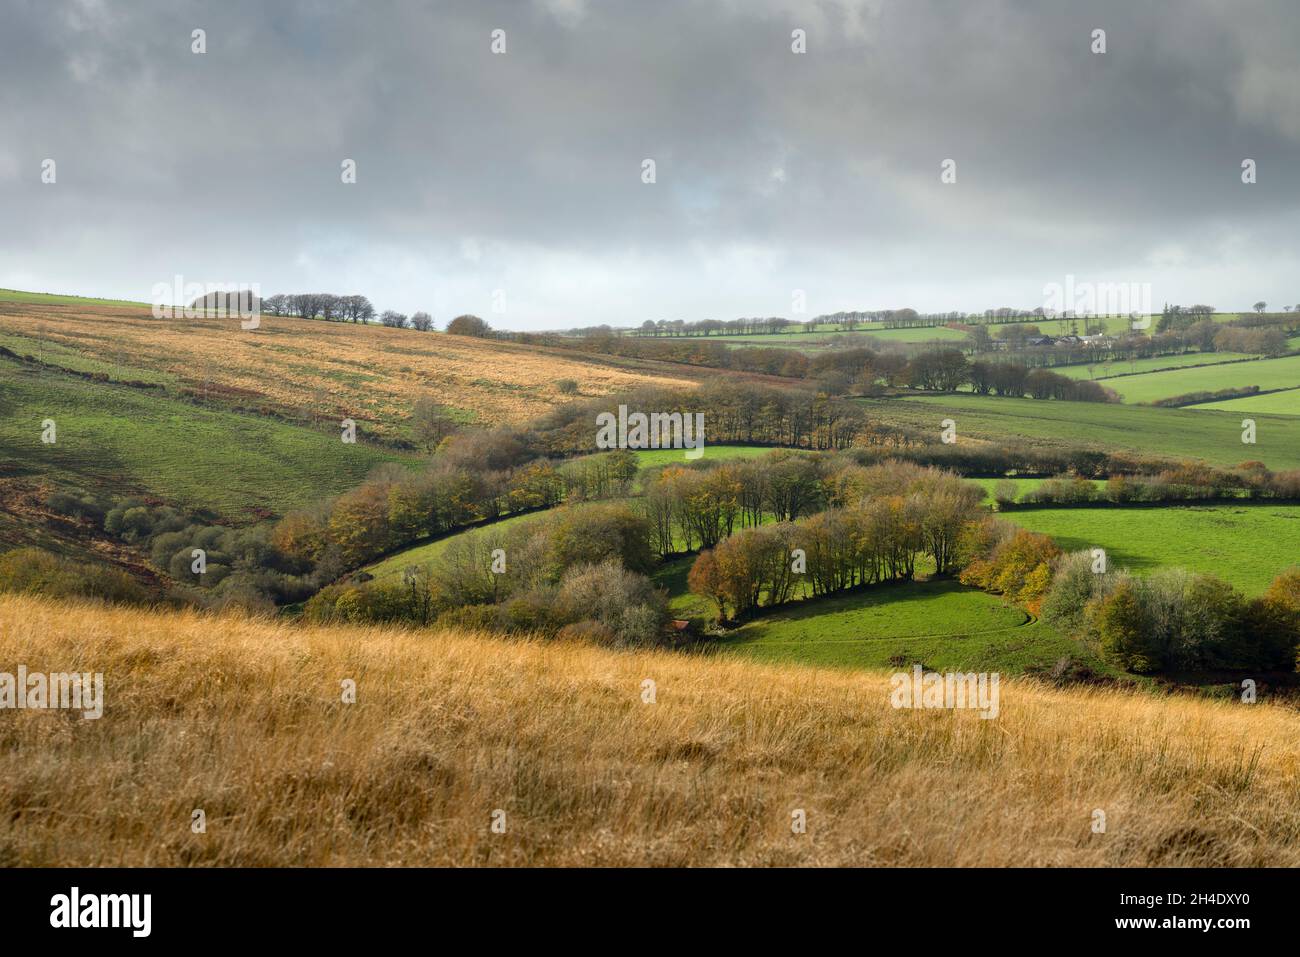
[1004,503,1300,594]
[0,287,149,308]
[5,593,1298,867]
[710,580,1093,674]
[363,510,546,582]
[858,394,1300,470]
[0,357,407,519]
[1097,353,1300,404]
[1194,387,1300,416]
[1055,352,1258,380]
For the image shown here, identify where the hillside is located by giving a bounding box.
[2,594,1298,867]
[0,299,719,439]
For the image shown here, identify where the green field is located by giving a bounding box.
[860,394,1300,470]
[364,510,546,581]
[1004,504,1300,594]
[632,444,773,468]
[0,330,176,386]
[1055,352,1257,380]
[0,358,409,519]
[1092,353,1300,404]
[653,552,1102,674]
[709,579,1096,674]
[1193,387,1300,416]
[0,288,148,308]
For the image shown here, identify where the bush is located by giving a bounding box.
[556,619,617,645]
[446,314,492,337]
[0,547,147,604]
[1041,550,1109,633]
[960,528,1060,611]
[555,560,668,647]
[555,379,579,395]
[1092,581,1160,673]
[992,480,1018,510]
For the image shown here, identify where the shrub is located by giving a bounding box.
[992,480,1018,510]
[446,314,492,337]
[1041,550,1109,633]
[555,619,617,645]
[554,561,668,647]
[0,547,147,604]
[961,528,1060,611]
[1092,581,1160,673]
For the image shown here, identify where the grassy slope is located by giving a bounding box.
[1099,353,1300,404]
[364,510,546,581]
[713,580,1090,674]
[860,394,1300,470]
[4,593,1298,866]
[0,300,717,438]
[1055,352,1257,380]
[1003,504,1300,594]
[0,357,407,519]
[0,288,148,308]
[1194,387,1300,416]
[654,553,1092,675]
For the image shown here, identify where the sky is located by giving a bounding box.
[1,0,1299,330]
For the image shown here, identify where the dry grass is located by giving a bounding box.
[0,302,709,433]
[3,593,1299,867]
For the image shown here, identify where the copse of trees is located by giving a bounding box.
[907,352,1116,401]
[687,463,986,621]
[995,463,1300,508]
[259,293,434,330]
[305,501,670,647]
[39,490,316,611]
[533,381,872,455]
[272,435,641,575]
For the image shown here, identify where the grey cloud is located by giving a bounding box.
[1,0,1298,325]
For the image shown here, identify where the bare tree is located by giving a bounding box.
[340,295,375,323]
[379,310,409,328]
[409,311,434,331]
[289,293,320,319]
[1254,300,1268,314]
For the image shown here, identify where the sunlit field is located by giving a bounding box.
[5,594,1299,867]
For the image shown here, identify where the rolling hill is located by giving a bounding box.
[0,299,721,440]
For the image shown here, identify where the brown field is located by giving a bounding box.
[0,301,718,436]
[3,593,1298,866]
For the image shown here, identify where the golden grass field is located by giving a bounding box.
[3,593,1298,867]
[0,301,709,435]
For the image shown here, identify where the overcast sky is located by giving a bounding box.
[2,0,1298,329]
